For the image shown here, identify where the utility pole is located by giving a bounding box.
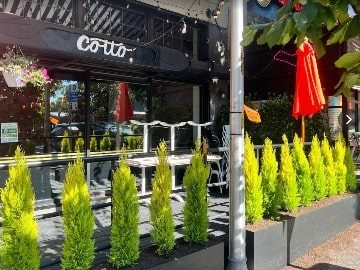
[227,0,247,269]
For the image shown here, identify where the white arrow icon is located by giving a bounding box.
[346,115,352,125]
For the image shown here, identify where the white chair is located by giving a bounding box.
[222,125,230,189]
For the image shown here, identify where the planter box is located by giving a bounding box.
[246,220,288,270]
[149,241,224,270]
[287,193,360,263]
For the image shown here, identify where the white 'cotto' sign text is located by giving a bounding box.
[76,34,133,58]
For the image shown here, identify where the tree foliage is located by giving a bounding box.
[110,155,139,267]
[308,135,327,200]
[61,154,95,270]
[321,135,337,197]
[90,135,97,152]
[243,0,360,97]
[183,140,210,244]
[149,141,175,255]
[0,147,40,270]
[244,134,264,223]
[260,138,280,219]
[279,134,300,212]
[292,134,313,206]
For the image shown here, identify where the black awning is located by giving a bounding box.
[0,13,197,80]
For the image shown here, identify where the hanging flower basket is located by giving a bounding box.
[1,69,25,88]
[0,46,51,88]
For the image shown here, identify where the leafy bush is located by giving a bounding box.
[61,130,71,153]
[308,135,327,200]
[183,140,210,243]
[321,135,337,196]
[61,154,95,270]
[292,134,313,206]
[90,136,97,152]
[279,134,300,212]
[0,147,40,270]
[244,94,330,145]
[261,138,280,220]
[100,131,111,151]
[75,133,84,152]
[110,155,139,267]
[333,137,347,194]
[149,141,175,255]
[244,134,264,223]
[344,147,358,192]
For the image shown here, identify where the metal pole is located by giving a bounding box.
[227,0,247,269]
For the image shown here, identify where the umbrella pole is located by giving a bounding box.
[301,116,305,144]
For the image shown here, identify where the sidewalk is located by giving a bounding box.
[284,222,360,270]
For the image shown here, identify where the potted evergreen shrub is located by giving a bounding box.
[149,141,175,255]
[61,154,95,269]
[183,140,210,244]
[0,147,40,270]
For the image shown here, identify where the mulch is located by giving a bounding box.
[92,237,221,270]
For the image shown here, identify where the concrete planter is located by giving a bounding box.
[245,193,360,270]
[287,193,360,263]
[246,220,288,270]
[149,242,224,270]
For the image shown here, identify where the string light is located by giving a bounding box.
[129,57,134,64]
[126,3,130,9]
[194,14,198,24]
[181,20,187,34]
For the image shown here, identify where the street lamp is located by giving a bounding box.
[227,0,248,270]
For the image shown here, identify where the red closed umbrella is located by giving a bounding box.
[114,82,133,123]
[114,82,133,149]
[292,39,325,143]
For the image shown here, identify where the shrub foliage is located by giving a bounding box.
[61,154,95,270]
[100,131,111,151]
[0,147,40,270]
[260,138,280,219]
[110,155,139,267]
[279,134,300,212]
[344,147,358,192]
[149,141,175,255]
[244,134,264,223]
[321,135,337,197]
[308,135,327,200]
[61,130,71,153]
[333,137,347,194]
[90,135,97,152]
[75,133,85,152]
[292,134,313,206]
[183,140,210,244]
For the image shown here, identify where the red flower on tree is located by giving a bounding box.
[278,0,302,12]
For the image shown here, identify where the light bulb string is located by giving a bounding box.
[129,0,198,62]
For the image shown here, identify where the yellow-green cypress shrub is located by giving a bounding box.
[149,141,175,255]
[183,140,210,244]
[308,135,327,200]
[75,133,85,152]
[110,155,139,267]
[279,134,300,212]
[61,130,71,153]
[0,147,40,270]
[260,138,280,219]
[292,134,313,206]
[321,135,337,196]
[344,147,358,192]
[244,134,264,223]
[333,137,347,194]
[90,135,97,152]
[61,154,95,270]
[100,131,111,151]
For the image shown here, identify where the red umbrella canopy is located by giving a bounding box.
[292,39,325,120]
[114,82,133,123]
